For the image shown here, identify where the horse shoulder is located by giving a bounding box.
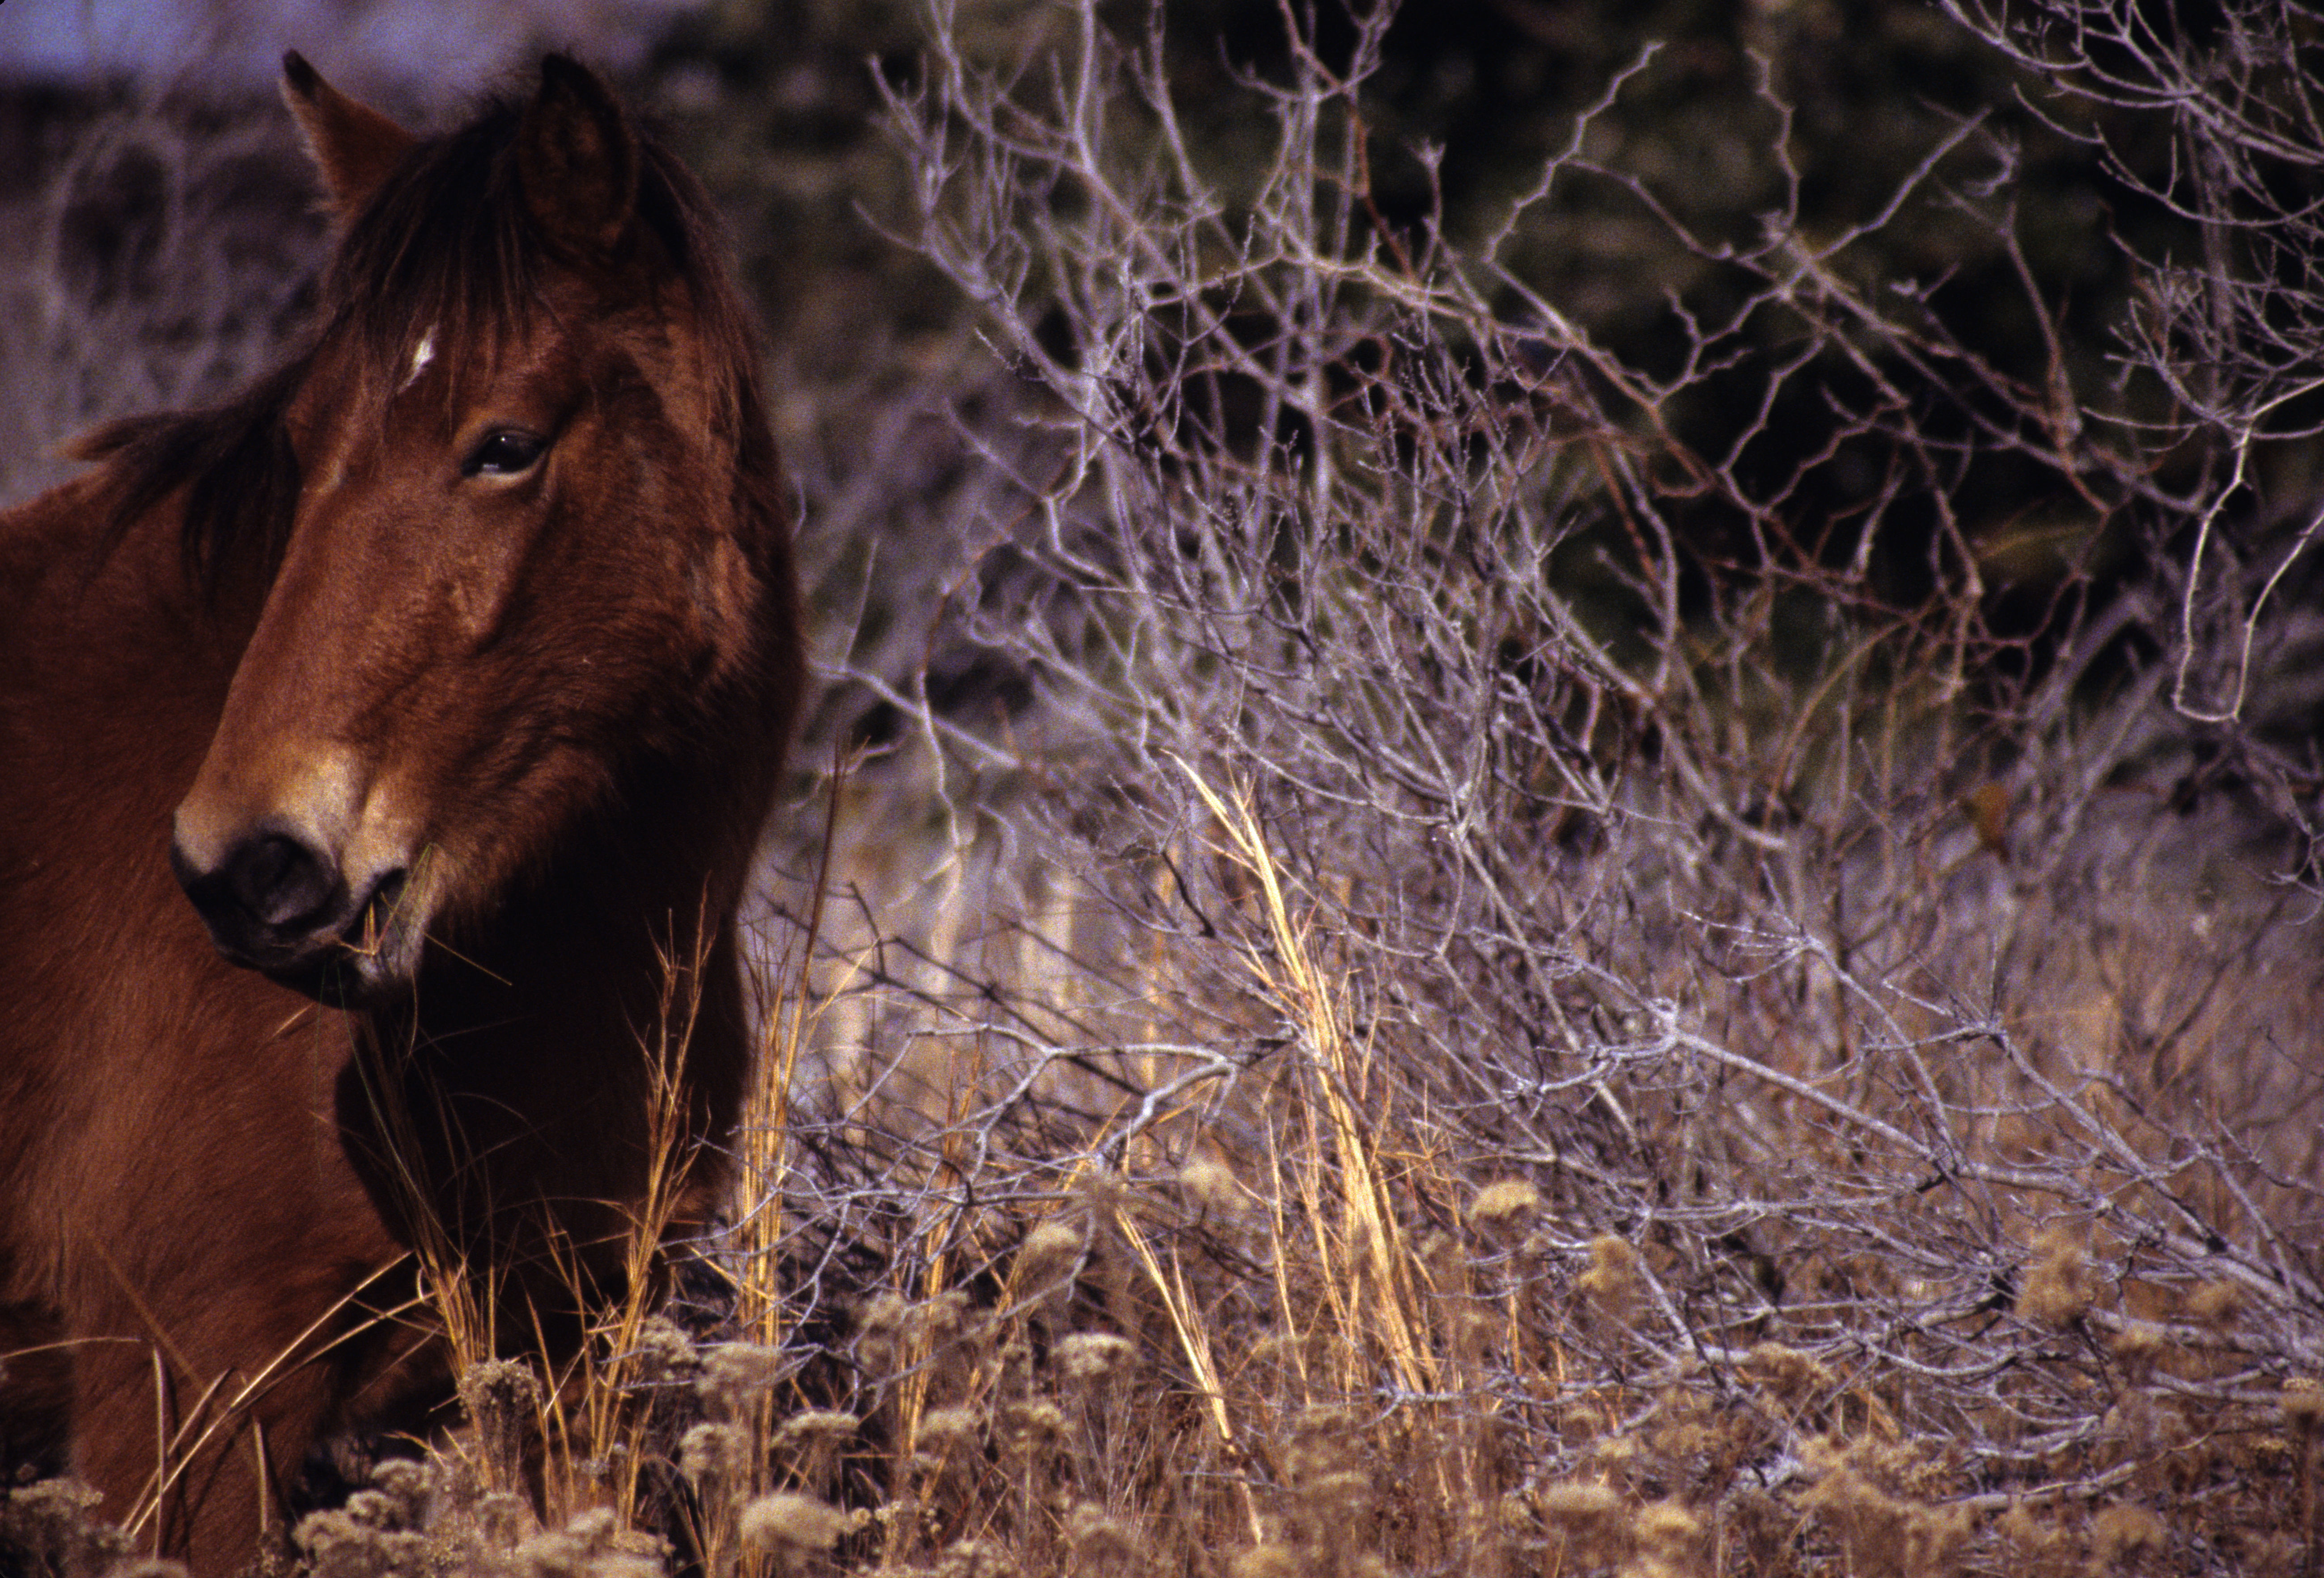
[0,471,381,1302]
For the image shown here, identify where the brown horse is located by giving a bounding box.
[0,54,801,1570]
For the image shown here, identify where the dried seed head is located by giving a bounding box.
[1797,1434,1848,1480]
[678,1422,747,1486]
[701,1341,784,1398]
[1247,1331,1298,1367]
[1000,1400,1068,1445]
[574,1442,629,1488]
[1056,1331,1135,1382]
[1744,1342,1833,1406]
[912,1290,971,1339]
[1535,1481,1632,1565]
[474,1490,532,1547]
[1586,1234,1639,1276]
[516,1530,587,1578]
[1015,1220,1086,1288]
[2108,1320,2166,1371]
[1995,1501,2061,1556]
[340,1489,402,1531]
[1304,1471,1372,1511]
[367,1459,430,1527]
[1282,1407,1361,1485]
[1467,1178,1541,1228]
[459,1359,540,1488]
[1228,1549,1303,1578]
[564,1510,617,1545]
[918,1405,984,1449]
[776,1409,863,1451]
[517,1509,620,1578]
[1796,1464,1885,1536]
[1417,1229,1462,1284]
[2091,1503,2165,1566]
[739,1492,852,1553]
[1536,1481,1624,1522]
[4,1480,101,1524]
[1179,1157,1243,1212]
[1289,1404,1352,1437]
[1904,1503,1973,1572]
[2186,1279,2245,1328]
[0,1480,126,1578]
[1452,1305,1503,1354]
[1066,1503,1138,1564]
[295,1508,408,1576]
[935,1539,1022,1578]
[859,1292,911,1332]
[627,1316,698,1384]
[1577,1234,1643,1320]
[586,1556,663,1578]
[1634,1499,1701,1557]
[1590,1430,1643,1473]
[460,1357,542,1418]
[2017,1228,2097,1328]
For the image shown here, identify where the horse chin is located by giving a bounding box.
[267,950,403,1010]
[256,937,412,1009]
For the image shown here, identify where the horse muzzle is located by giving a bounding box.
[170,823,418,1006]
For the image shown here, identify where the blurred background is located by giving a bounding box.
[0,0,688,102]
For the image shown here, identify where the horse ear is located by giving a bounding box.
[280,52,414,219]
[517,55,639,258]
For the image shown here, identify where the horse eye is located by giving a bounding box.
[462,429,547,478]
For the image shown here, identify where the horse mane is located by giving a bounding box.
[81,84,778,597]
[76,358,310,593]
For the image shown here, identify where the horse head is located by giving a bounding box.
[168,54,787,1005]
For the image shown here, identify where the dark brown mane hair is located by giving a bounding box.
[81,91,778,598]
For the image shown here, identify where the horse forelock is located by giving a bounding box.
[92,81,779,601]
[322,99,767,449]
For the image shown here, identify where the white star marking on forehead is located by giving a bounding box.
[402,328,437,391]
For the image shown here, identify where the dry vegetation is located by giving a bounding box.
[11,2,2324,1575]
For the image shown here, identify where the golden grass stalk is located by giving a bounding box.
[1176,760,1433,1398]
[1108,1206,1263,1544]
[732,758,848,1354]
[108,1256,431,1554]
[533,925,726,1537]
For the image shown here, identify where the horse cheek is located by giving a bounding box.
[685,532,756,682]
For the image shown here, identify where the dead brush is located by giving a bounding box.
[0,1264,433,1575]
[751,0,2324,1570]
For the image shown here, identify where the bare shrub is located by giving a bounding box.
[0,89,321,507]
[1941,0,2324,796]
[735,0,2324,1571]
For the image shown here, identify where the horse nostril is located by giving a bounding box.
[220,831,338,930]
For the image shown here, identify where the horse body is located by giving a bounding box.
[0,55,800,1570]
[0,469,393,1557]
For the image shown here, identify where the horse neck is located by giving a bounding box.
[342,732,772,1286]
[387,648,790,1134]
